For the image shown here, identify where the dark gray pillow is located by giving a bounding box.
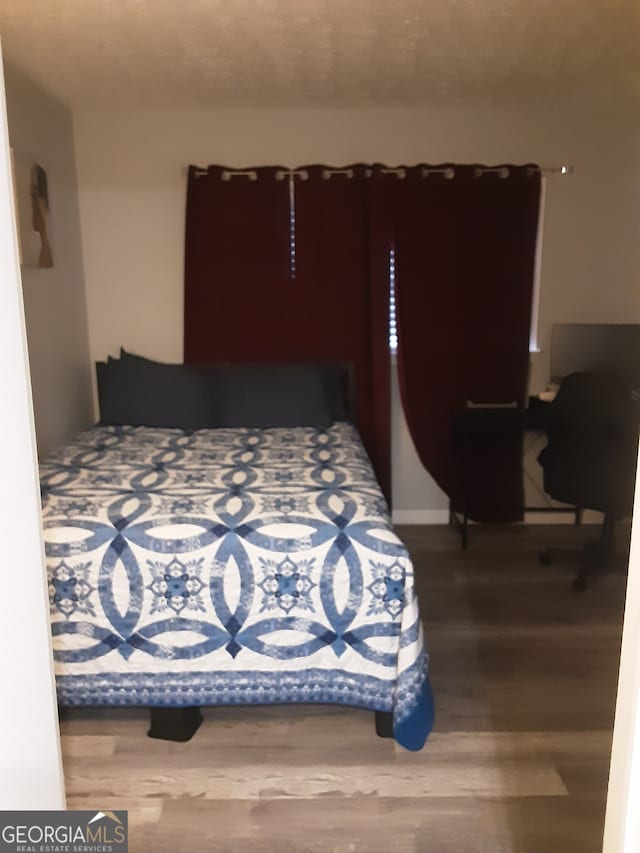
[96,355,213,429]
[117,350,348,428]
[211,364,333,428]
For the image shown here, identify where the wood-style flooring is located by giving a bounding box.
[59,524,629,852]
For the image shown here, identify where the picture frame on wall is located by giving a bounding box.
[10,148,54,269]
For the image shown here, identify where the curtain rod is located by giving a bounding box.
[186,164,574,179]
[545,165,573,175]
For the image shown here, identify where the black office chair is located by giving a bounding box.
[537,372,639,590]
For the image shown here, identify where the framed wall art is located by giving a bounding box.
[11,149,54,269]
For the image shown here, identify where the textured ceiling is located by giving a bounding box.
[0,0,639,108]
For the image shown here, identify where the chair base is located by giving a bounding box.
[539,513,616,591]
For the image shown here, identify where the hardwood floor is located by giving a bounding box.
[59,524,629,852]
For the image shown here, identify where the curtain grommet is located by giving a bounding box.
[322,168,354,180]
[424,167,455,179]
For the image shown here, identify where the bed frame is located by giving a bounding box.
[58,360,394,743]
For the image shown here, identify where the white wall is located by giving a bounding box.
[391,360,448,521]
[0,44,65,810]
[73,105,640,514]
[4,62,93,457]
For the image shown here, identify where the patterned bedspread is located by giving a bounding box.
[40,423,433,750]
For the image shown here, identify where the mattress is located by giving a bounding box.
[40,422,433,750]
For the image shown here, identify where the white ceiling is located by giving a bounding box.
[0,0,639,109]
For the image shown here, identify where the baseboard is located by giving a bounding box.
[392,508,603,526]
[392,509,450,525]
[525,509,603,524]
[524,511,579,524]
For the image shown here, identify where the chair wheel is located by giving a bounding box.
[539,550,553,566]
[572,575,588,592]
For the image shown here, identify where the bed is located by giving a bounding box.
[41,357,434,751]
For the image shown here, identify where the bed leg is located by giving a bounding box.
[375,711,394,738]
[148,706,203,742]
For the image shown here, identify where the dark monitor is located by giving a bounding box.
[550,323,640,391]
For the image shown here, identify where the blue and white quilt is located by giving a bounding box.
[40,423,434,750]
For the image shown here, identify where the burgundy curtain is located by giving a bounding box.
[184,165,291,362]
[183,163,392,502]
[294,165,391,501]
[394,164,541,522]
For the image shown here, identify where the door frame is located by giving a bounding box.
[603,446,640,851]
[0,39,65,809]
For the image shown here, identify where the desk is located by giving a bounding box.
[450,400,579,549]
